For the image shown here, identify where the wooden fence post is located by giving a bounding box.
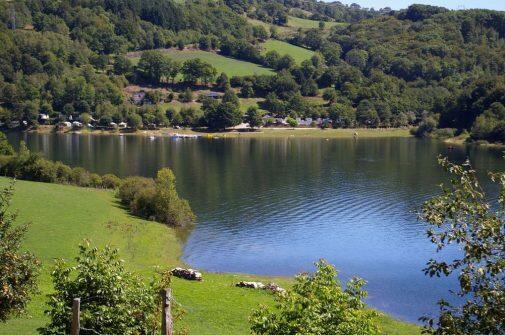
[161,288,173,335]
[71,298,80,335]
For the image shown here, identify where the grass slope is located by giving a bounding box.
[287,16,347,29]
[262,39,315,64]
[0,178,420,335]
[130,49,274,77]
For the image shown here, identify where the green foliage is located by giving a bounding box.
[137,50,179,85]
[181,59,217,85]
[0,142,120,190]
[39,242,172,335]
[0,132,14,156]
[250,260,379,335]
[205,102,243,131]
[0,183,40,322]
[420,158,505,335]
[245,106,263,129]
[117,169,195,227]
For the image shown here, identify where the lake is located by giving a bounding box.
[7,132,504,323]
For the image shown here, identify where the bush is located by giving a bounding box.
[0,183,40,322]
[117,176,155,206]
[152,168,195,227]
[39,242,172,335]
[116,169,195,227]
[54,162,72,184]
[101,174,122,189]
[89,173,103,188]
[250,260,379,335]
[71,167,91,187]
[131,185,157,219]
[286,117,298,127]
[431,128,456,139]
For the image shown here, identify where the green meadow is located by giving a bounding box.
[287,16,347,29]
[129,49,274,77]
[261,39,315,64]
[0,178,421,335]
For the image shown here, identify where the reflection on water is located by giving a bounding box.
[7,132,504,323]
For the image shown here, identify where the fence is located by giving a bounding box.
[70,288,174,335]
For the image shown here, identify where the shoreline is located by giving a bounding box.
[20,126,505,147]
[27,125,413,139]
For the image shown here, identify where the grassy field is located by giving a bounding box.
[261,39,315,64]
[0,178,420,335]
[287,16,347,29]
[129,49,274,77]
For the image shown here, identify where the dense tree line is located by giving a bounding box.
[283,5,505,141]
[0,1,504,142]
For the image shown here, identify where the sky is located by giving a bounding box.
[336,1,505,11]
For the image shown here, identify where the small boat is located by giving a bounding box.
[149,136,155,140]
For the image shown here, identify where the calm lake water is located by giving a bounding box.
[7,132,504,323]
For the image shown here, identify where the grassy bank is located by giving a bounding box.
[287,16,347,29]
[261,39,315,64]
[128,49,274,77]
[0,179,421,335]
[34,125,413,139]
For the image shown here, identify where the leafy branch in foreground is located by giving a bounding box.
[420,157,504,335]
[40,241,184,335]
[250,260,379,335]
[0,182,40,322]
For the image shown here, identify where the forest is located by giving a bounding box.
[0,0,504,142]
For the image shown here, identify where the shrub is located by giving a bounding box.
[117,169,195,227]
[152,168,195,227]
[39,242,172,335]
[431,128,456,139]
[117,176,155,206]
[250,260,379,335]
[286,117,298,127]
[29,158,57,183]
[0,183,40,322]
[54,162,72,184]
[70,167,91,187]
[101,174,122,189]
[89,173,103,188]
[131,185,157,219]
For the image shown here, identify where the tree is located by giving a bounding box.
[181,59,216,85]
[113,54,132,76]
[329,103,356,128]
[264,50,281,69]
[127,113,143,130]
[205,102,242,130]
[250,260,379,335]
[0,183,40,322]
[40,242,173,335]
[276,55,296,71]
[0,132,14,155]
[245,106,263,129]
[322,88,338,103]
[222,89,240,108]
[153,168,196,227]
[419,158,505,335]
[216,72,230,90]
[345,49,369,70]
[136,50,171,85]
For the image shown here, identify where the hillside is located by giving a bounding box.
[0,178,421,335]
